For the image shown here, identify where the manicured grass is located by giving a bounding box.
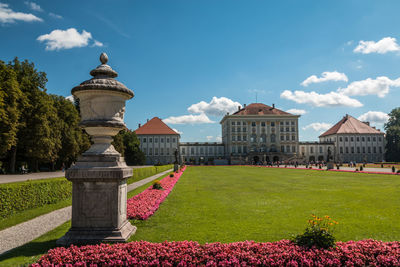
[3,166,400,266]
[129,166,400,243]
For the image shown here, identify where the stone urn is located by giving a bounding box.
[57,53,136,246]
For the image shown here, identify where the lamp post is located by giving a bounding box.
[57,53,136,245]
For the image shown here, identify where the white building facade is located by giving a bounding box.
[179,142,225,164]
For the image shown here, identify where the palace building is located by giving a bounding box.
[220,103,299,164]
[135,105,386,165]
[135,117,180,165]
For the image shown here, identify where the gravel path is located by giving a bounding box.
[0,169,172,256]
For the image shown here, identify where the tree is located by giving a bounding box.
[385,107,400,162]
[0,61,23,159]
[112,130,145,165]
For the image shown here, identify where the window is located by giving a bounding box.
[280,127,284,132]
[144,148,147,154]
[362,137,365,141]
[367,137,371,142]
[143,138,147,143]
[286,135,290,141]
[161,138,164,143]
[373,147,376,153]
[351,147,354,153]
[345,137,348,142]
[149,138,153,143]
[281,146,285,152]
[345,147,349,153]
[271,134,276,143]
[292,135,295,141]
[237,121,241,125]
[232,127,235,132]
[286,145,290,153]
[149,148,152,155]
[237,127,241,132]
[209,147,213,154]
[368,147,371,153]
[373,137,376,141]
[357,147,360,153]
[350,137,353,142]
[379,137,382,142]
[167,148,170,155]
[286,127,289,132]
[243,135,247,141]
[291,127,295,132]
[281,135,284,141]
[291,121,295,125]
[167,138,169,143]
[155,148,158,155]
[251,134,256,143]
[200,148,204,154]
[340,147,343,154]
[356,137,359,142]
[261,122,265,126]
[238,146,242,153]
[160,148,164,155]
[243,146,247,153]
[155,138,158,143]
[319,147,323,153]
[379,147,382,153]
[310,147,314,153]
[252,122,256,127]
[286,121,289,125]
[362,147,365,153]
[243,127,246,132]
[232,121,235,125]
[271,122,275,127]
[191,148,194,155]
[232,136,235,141]
[172,138,176,142]
[292,146,296,152]
[340,137,343,142]
[237,135,242,141]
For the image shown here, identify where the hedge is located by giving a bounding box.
[0,178,72,219]
[127,165,173,184]
[0,165,173,219]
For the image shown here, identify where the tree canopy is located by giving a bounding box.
[384,107,400,162]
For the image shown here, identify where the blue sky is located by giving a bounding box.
[1,0,399,142]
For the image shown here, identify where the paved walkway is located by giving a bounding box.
[0,166,151,184]
[0,169,172,256]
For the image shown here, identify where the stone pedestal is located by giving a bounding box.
[57,154,136,246]
[327,162,334,170]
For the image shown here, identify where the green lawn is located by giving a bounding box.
[2,166,400,265]
[130,166,400,243]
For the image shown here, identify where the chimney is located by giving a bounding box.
[138,123,141,128]
[147,118,149,122]
[244,104,247,108]
[238,106,241,111]
[372,126,376,129]
[272,103,275,108]
[363,121,370,126]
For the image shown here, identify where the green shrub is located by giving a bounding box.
[152,180,163,190]
[292,215,338,249]
[0,178,71,219]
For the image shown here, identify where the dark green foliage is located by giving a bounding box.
[0,178,71,219]
[385,107,400,162]
[112,129,145,165]
[152,180,163,190]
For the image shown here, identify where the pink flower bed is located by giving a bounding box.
[33,239,400,266]
[127,166,186,220]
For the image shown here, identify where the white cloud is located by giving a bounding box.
[354,37,400,54]
[302,122,333,132]
[163,113,214,125]
[216,136,222,142]
[0,3,42,23]
[338,76,400,98]
[188,96,241,116]
[358,111,389,124]
[301,71,348,87]
[37,28,102,50]
[286,109,307,115]
[92,40,103,47]
[172,128,183,135]
[65,95,74,102]
[206,136,213,141]
[49,12,62,19]
[24,1,43,12]
[280,90,363,107]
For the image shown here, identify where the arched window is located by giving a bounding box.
[270,144,277,152]
[260,134,267,143]
[270,134,276,143]
[251,134,257,143]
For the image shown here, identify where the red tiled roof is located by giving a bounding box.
[320,114,383,137]
[135,117,179,135]
[233,103,292,116]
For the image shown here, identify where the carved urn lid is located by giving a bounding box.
[71,53,134,98]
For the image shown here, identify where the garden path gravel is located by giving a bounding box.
[0,169,172,256]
